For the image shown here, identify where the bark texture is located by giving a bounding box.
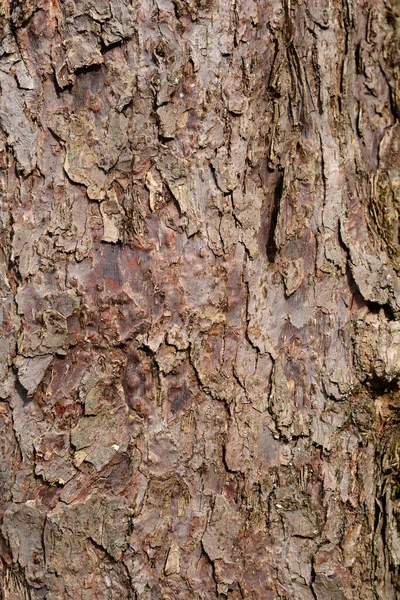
[1,0,400,598]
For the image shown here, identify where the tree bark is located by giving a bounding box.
[1,0,400,598]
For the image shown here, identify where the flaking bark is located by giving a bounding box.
[1,0,400,598]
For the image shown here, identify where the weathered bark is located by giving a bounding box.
[1,0,400,598]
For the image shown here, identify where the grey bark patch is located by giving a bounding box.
[2,504,45,588]
[71,410,129,471]
[34,431,76,485]
[202,495,241,563]
[0,73,38,174]
[14,355,53,396]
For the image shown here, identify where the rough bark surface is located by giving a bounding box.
[1,0,400,598]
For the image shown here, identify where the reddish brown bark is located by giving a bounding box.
[1,0,400,598]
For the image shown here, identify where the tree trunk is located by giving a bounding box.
[1,0,400,598]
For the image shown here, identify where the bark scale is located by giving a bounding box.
[0,0,400,598]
